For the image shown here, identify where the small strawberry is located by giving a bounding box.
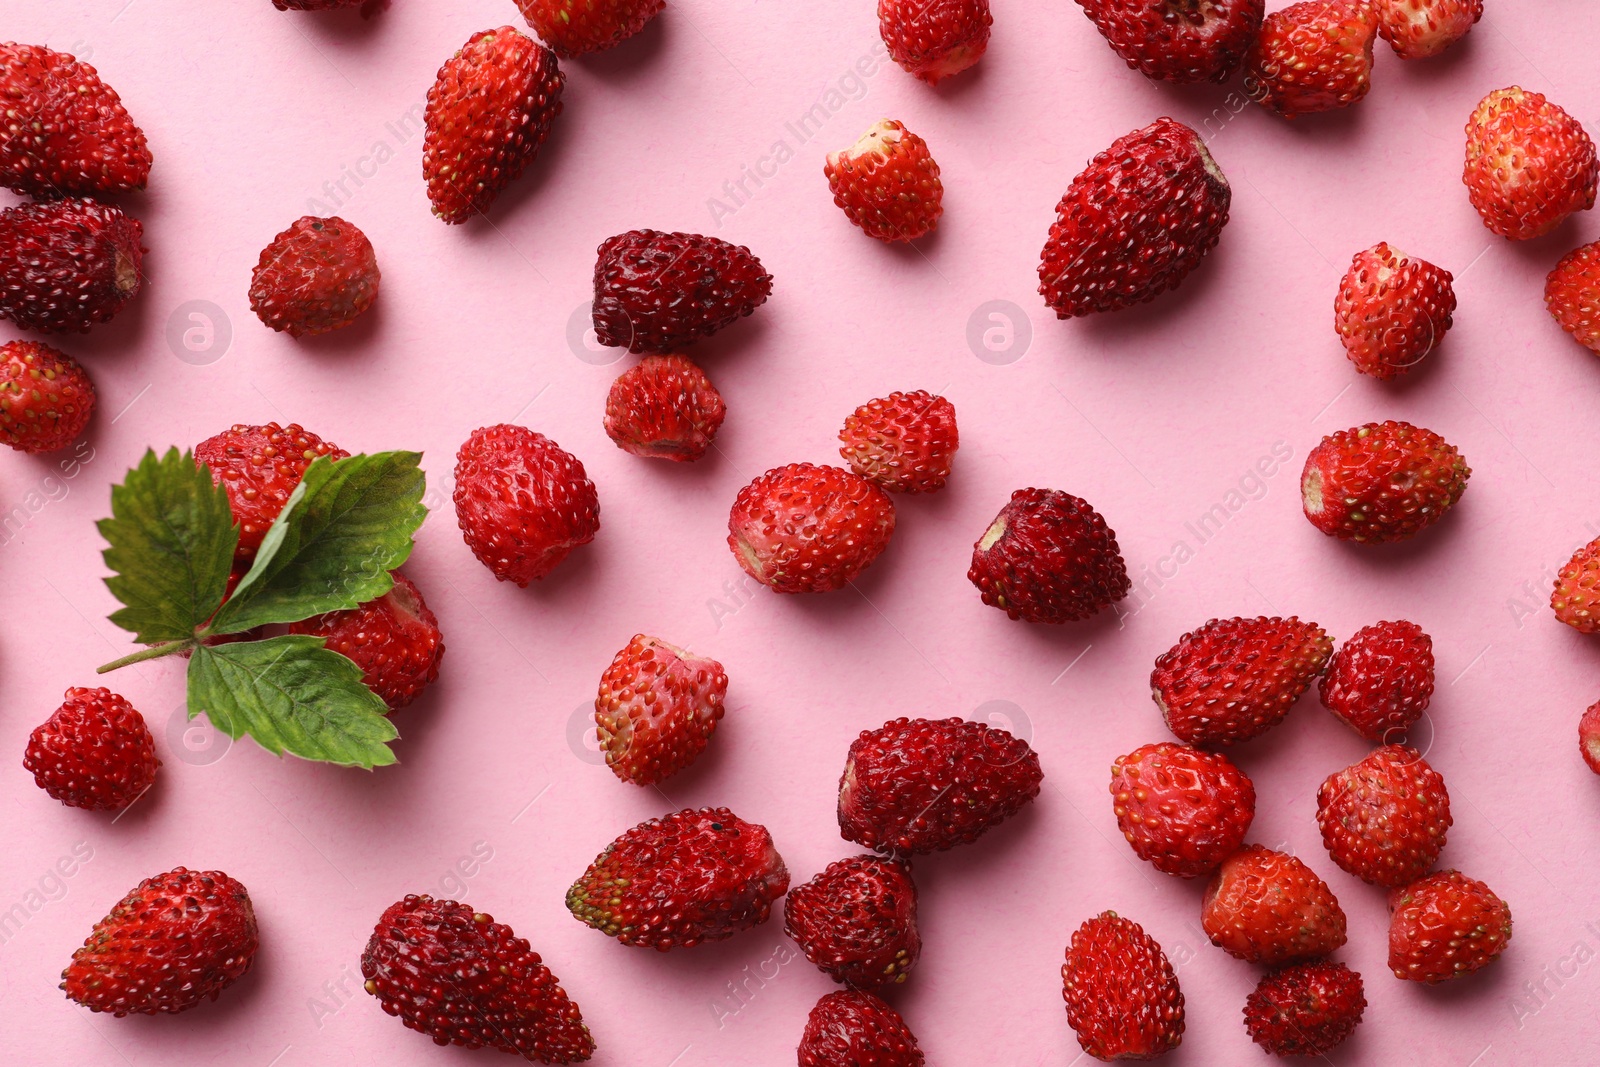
[838,717,1042,855]
[727,463,896,594]
[567,807,788,950]
[1110,742,1255,879]
[1245,0,1378,118]
[877,0,991,84]
[594,634,727,786]
[1581,700,1600,774]
[1464,87,1597,241]
[1203,847,1347,965]
[248,216,380,337]
[799,990,925,1067]
[1243,961,1365,1056]
[423,27,564,224]
[196,422,349,571]
[1152,616,1332,745]
[1545,239,1600,355]
[1038,117,1230,317]
[1375,0,1481,58]
[1319,620,1434,742]
[784,855,920,989]
[1388,870,1511,983]
[1074,0,1263,83]
[0,43,151,197]
[592,229,772,354]
[62,868,257,1015]
[1062,911,1185,1061]
[838,390,958,494]
[24,687,158,811]
[453,424,599,586]
[1301,421,1470,544]
[515,0,664,57]
[0,198,144,334]
[1317,745,1451,888]
[362,895,594,1062]
[825,119,943,243]
[0,339,94,453]
[287,571,444,711]
[1334,242,1456,380]
[968,488,1130,623]
[1553,536,1600,632]
[603,354,726,462]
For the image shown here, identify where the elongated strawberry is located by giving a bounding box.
[878,0,991,84]
[516,0,663,56]
[839,390,958,494]
[1152,616,1332,745]
[784,856,920,989]
[1317,745,1451,887]
[1244,962,1365,1056]
[25,687,158,810]
[728,463,896,594]
[1376,0,1481,58]
[1464,87,1597,241]
[1245,1,1378,118]
[1546,239,1600,355]
[453,425,599,585]
[0,42,151,197]
[1074,0,1263,83]
[0,339,94,453]
[592,229,772,354]
[799,990,925,1067]
[1301,421,1470,544]
[1388,870,1511,983]
[248,216,379,337]
[594,634,726,785]
[968,488,1129,623]
[196,422,349,571]
[287,571,444,711]
[1202,846,1347,965]
[825,119,943,243]
[1110,742,1255,878]
[0,198,144,334]
[1319,620,1434,742]
[1334,242,1455,380]
[1061,911,1185,1061]
[603,354,726,462]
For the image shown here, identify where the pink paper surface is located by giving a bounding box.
[3,1,1596,1064]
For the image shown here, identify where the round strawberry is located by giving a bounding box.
[1317,745,1451,887]
[1074,0,1263,83]
[1245,0,1378,118]
[1553,536,1600,632]
[594,634,726,786]
[727,463,896,594]
[838,390,958,494]
[825,119,943,243]
[0,340,95,454]
[25,687,159,811]
[248,216,379,337]
[0,43,151,197]
[196,422,349,570]
[1202,846,1348,965]
[799,990,925,1067]
[1546,239,1600,355]
[287,571,444,711]
[453,424,599,586]
[784,855,920,989]
[877,0,991,84]
[1334,242,1456,380]
[1152,616,1332,745]
[968,488,1129,624]
[592,229,772,354]
[1464,86,1597,241]
[1388,870,1512,983]
[1110,742,1255,878]
[1319,620,1434,742]
[1244,961,1365,1056]
[515,0,663,56]
[603,354,726,462]
[0,198,144,334]
[1582,700,1600,775]
[1061,911,1185,1061]
[1376,0,1481,59]
[1301,421,1470,544]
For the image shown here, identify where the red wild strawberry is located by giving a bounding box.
[515,0,663,56]
[453,424,599,586]
[0,198,144,334]
[838,717,1042,855]
[25,687,158,811]
[727,463,896,594]
[594,634,727,786]
[799,990,925,1067]
[603,354,726,462]
[1110,742,1255,878]
[838,390,958,493]
[877,0,991,84]
[1319,620,1434,742]
[0,43,151,197]
[592,229,772,354]
[969,488,1130,623]
[1245,0,1378,118]
[423,27,564,224]
[1038,117,1230,317]
[1202,846,1348,965]
[1244,961,1365,1056]
[1334,242,1456,380]
[248,216,380,337]
[567,808,788,950]
[287,571,444,711]
[784,855,920,989]
[1388,870,1512,982]
[1317,745,1451,887]
[825,119,943,243]
[1554,536,1600,632]
[0,340,94,453]
[1376,0,1481,59]
[1152,616,1332,745]
[1464,87,1597,241]
[62,868,257,1015]
[1074,0,1264,83]
[1546,239,1600,355]
[1582,701,1600,774]
[196,422,349,571]
[1061,911,1186,1061]
[1301,421,1470,544]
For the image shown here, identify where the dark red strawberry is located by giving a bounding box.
[784,856,920,990]
[1202,846,1348,965]
[594,634,727,785]
[1110,742,1255,878]
[825,119,943,243]
[1582,700,1600,774]
[592,229,772,354]
[877,0,991,84]
[1152,616,1332,745]
[1301,421,1470,544]
[0,198,144,334]
[1245,0,1378,118]
[24,687,158,811]
[1546,239,1600,355]
[838,390,958,494]
[1074,0,1263,83]
[1318,745,1451,887]
[727,463,896,594]
[248,216,380,337]
[1334,242,1456,380]
[287,571,444,711]
[0,339,94,453]
[1465,86,1597,241]
[1244,961,1365,1056]
[362,895,594,1062]
[968,488,1129,623]
[196,422,349,571]
[603,354,726,462]
[1388,870,1511,982]
[1061,911,1185,1061]
[515,0,663,56]
[1319,620,1434,742]
[799,990,925,1067]
[0,43,151,197]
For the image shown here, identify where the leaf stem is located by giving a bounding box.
[97,640,193,674]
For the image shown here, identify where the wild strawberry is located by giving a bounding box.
[1317,745,1451,888]
[824,119,943,243]
[1301,421,1469,544]
[0,43,151,197]
[838,717,1042,855]
[287,571,444,711]
[1388,870,1511,982]
[62,868,257,1015]
[0,198,144,334]
[603,354,726,462]
[1202,846,1348,965]
[0,340,94,453]
[423,27,563,224]
[878,0,991,84]
[1244,961,1365,1056]
[799,990,925,1067]
[1246,0,1378,118]
[592,229,772,354]
[1334,242,1455,380]
[196,422,349,571]
[567,808,788,950]
[968,488,1130,623]
[1545,239,1600,355]
[453,424,599,586]
[1553,536,1600,631]
[784,856,920,989]
[24,687,158,811]
[594,634,727,786]
[515,0,663,56]
[1038,117,1229,317]
[727,463,895,594]
[1063,912,1186,1060]
[1152,616,1332,745]
[1074,0,1263,83]
[838,390,958,493]
[1375,0,1481,58]
[1110,742,1255,878]
[248,216,380,337]
[1319,620,1434,742]
[362,895,594,1062]
[1464,87,1597,241]
[1581,701,1600,774]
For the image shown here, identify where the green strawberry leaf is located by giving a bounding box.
[188,636,398,769]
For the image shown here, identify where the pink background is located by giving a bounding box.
[3,0,1597,1063]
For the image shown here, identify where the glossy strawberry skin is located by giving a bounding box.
[594,634,727,786]
[1554,537,1600,632]
[603,354,726,462]
[728,463,896,594]
[453,425,599,586]
[1110,742,1255,878]
[1301,421,1470,544]
[515,0,663,56]
[784,856,920,989]
[1376,0,1481,58]
[1152,616,1332,745]
[1546,239,1600,355]
[1202,846,1348,965]
[1319,620,1434,742]
[799,990,926,1067]
[1317,745,1451,888]
[877,0,991,84]
[362,895,594,1062]
[825,119,943,243]
[196,422,349,571]
[1581,701,1600,774]
[1075,0,1263,83]
[287,571,444,711]
[838,390,958,494]
[0,198,144,334]
[249,216,379,337]
[592,229,772,354]
[1245,0,1378,118]
[25,687,158,811]
[1334,242,1456,380]
[0,340,94,453]
[969,488,1129,623]
[1038,117,1229,317]
[1062,912,1185,1061]
[1464,87,1597,241]
[1388,870,1511,983]
[1244,961,1365,1056]
[0,43,151,197]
